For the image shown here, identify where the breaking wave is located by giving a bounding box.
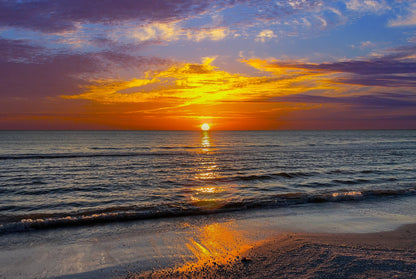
[1,185,415,234]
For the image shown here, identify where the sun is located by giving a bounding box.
[201,123,210,131]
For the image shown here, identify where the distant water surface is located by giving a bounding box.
[0,130,415,233]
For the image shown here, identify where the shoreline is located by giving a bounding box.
[2,196,416,279]
[134,223,416,279]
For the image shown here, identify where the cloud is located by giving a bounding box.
[389,3,416,27]
[256,30,277,42]
[236,47,416,127]
[0,0,352,44]
[1,0,398,58]
[0,38,171,99]
[0,0,212,33]
[0,38,45,63]
[335,75,416,87]
[271,93,416,109]
[186,27,230,42]
[0,38,98,98]
[60,56,329,110]
[131,23,177,42]
[346,0,390,13]
[351,41,378,49]
[245,45,416,88]
[127,23,231,43]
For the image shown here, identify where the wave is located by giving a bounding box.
[0,151,192,160]
[13,185,110,196]
[327,169,384,175]
[201,172,315,183]
[1,185,415,234]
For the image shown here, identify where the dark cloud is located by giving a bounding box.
[302,58,416,76]
[1,56,97,98]
[384,45,416,59]
[271,57,416,76]
[335,75,416,87]
[266,46,416,87]
[0,0,332,34]
[313,60,415,75]
[271,93,416,110]
[0,0,212,33]
[0,38,171,98]
[0,38,46,63]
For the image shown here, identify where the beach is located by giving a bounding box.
[1,195,416,278]
[137,223,416,279]
[1,195,415,278]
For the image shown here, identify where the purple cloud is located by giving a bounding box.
[266,46,416,87]
[271,93,416,110]
[315,60,415,75]
[0,0,212,33]
[336,75,416,87]
[0,38,171,98]
[0,0,337,34]
[0,38,45,63]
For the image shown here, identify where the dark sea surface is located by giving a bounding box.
[1,130,415,233]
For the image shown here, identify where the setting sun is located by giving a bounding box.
[201,123,210,131]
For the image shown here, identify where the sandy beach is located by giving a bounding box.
[133,223,416,279]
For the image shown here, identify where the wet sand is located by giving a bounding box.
[132,223,416,279]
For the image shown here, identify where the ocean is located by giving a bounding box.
[1,130,416,234]
[1,130,416,278]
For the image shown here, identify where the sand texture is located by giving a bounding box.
[130,223,416,279]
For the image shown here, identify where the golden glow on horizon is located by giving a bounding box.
[61,56,331,106]
[201,123,210,131]
[60,56,349,130]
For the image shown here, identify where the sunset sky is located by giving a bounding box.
[1,0,416,130]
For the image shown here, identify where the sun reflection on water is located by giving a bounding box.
[201,130,211,152]
[186,131,235,210]
[190,186,228,210]
[332,191,362,198]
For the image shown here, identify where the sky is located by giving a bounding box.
[1,0,416,130]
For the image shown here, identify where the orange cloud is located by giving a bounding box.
[63,54,416,130]
[60,56,344,129]
[63,57,332,103]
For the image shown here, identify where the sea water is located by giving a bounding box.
[0,130,415,233]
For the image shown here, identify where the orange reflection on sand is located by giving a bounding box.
[178,221,253,272]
